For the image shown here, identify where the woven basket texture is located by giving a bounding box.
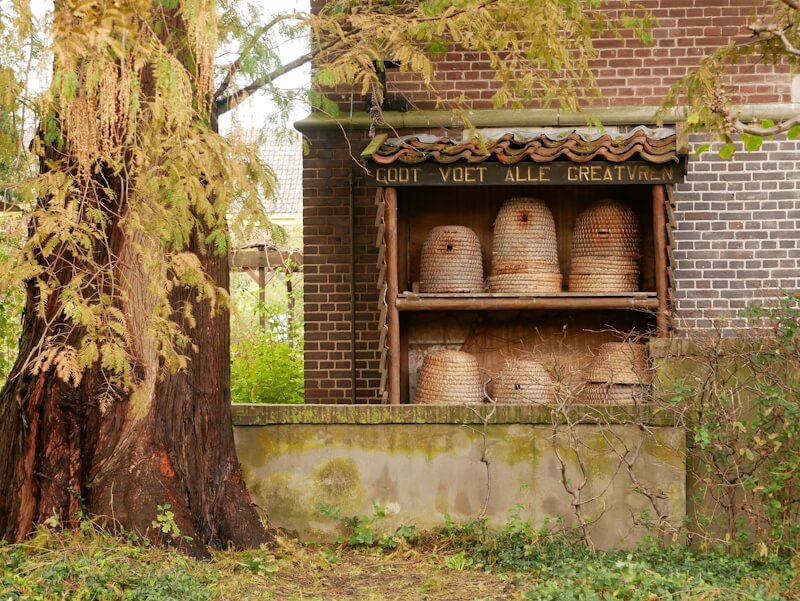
[568,273,639,293]
[492,198,559,264]
[414,350,484,405]
[420,226,484,293]
[493,360,557,404]
[488,272,563,294]
[582,383,650,404]
[492,260,561,276]
[571,256,639,275]
[584,342,653,385]
[571,200,641,259]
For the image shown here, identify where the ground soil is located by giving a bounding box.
[214,539,525,601]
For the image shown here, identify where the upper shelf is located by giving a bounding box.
[396,292,659,311]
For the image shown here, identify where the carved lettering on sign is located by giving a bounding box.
[369,161,684,186]
[375,167,421,184]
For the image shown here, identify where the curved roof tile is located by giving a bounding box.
[365,128,680,166]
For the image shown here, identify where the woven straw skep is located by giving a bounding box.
[488,272,563,294]
[490,198,562,294]
[420,226,484,293]
[569,199,641,293]
[568,273,639,293]
[582,383,650,405]
[571,256,639,275]
[493,359,557,404]
[570,200,641,259]
[414,350,484,405]
[492,198,559,264]
[584,342,653,385]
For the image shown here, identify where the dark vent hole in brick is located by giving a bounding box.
[596,229,611,237]
[446,244,454,251]
[514,383,522,390]
[521,214,529,223]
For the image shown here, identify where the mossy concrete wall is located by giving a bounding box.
[233,405,685,550]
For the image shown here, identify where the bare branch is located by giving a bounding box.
[214,12,306,100]
[216,48,321,115]
[733,114,800,136]
[750,20,800,56]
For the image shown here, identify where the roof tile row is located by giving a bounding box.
[367,129,679,165]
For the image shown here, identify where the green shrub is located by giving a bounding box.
[667,292,800,555]
[231,332,304,404]
[436,514,798,601]
[230,273,303,404]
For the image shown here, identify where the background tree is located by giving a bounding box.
[0,0,647,553]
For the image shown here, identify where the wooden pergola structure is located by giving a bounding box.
[230,244,303,330]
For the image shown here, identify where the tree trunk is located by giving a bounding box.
[0,226,268,556]
[0,0,270,555]
[0,166,269,558]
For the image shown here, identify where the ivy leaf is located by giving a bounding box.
[760,119,775,129]
[741,132,762,152]
[787,124,800,139]
[694,143,711,156]
[686,113,700,125]
[718,143,736,160]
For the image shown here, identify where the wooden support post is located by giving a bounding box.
[286,277,294,342]
[384,187,401,405]
[652,184,669,337]
[258,266,267,331]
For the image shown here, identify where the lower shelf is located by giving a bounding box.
[396,292,659,311]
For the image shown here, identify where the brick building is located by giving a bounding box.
[296,1,800,404]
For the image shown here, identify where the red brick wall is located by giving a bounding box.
[302,1,798,403]
[313,0,791,110]
[303,129,383,403]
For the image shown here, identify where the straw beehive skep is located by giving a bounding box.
[568,273,639,293]
[584,342,653,385]
[420,226,484,293]
[489,198,562,293]
[492,198,559,264]
[570,200,641,259]
[569,199,641,293]
[493,359,557,404]
[570,256,639,275]
[487,272,563,294]
[582,383,650,405]
[414,350,484,405]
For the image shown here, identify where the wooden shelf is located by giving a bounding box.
[396,292,659,312]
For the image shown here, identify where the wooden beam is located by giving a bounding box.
[384,187,401,405]
[360,133,389,159]
[230,248,302,271]
[396,295,659,312]
[653,184,670,337]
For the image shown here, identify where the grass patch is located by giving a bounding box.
[1,520,798,600]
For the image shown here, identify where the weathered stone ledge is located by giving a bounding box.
[231,403,678,426]
[294,103,800,131]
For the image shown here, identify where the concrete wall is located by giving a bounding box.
[233,405,685,549]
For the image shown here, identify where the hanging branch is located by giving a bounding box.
[214,12,305,100]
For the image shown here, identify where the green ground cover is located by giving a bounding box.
[1,519,796,601]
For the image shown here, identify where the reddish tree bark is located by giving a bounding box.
[0,4,269,552]
[0,199,269,555]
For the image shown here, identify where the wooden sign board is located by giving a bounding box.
[368,160,686,186]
